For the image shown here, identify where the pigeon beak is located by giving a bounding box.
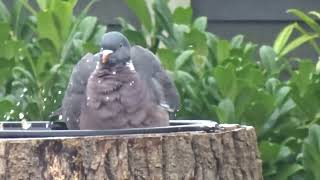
[101,50,113,64]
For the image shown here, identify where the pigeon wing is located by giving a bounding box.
[61,53,98,129]
[130,45,180,112]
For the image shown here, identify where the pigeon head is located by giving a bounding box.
[100,32,131,66]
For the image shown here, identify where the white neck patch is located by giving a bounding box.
[126,60,135,71]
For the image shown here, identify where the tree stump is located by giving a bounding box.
[0,125,262,180]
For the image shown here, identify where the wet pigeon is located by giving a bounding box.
[61,31,179,130]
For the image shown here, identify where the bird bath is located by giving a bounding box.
[0,120,219,138]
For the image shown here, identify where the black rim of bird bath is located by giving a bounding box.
[0,120,220,138]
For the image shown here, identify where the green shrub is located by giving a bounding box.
[121,1,320,179]
[0,0,106,121]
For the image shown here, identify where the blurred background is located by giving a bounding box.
[0,0,320,179]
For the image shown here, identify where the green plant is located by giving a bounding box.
[122,1,320,179]
[0,0,106,121]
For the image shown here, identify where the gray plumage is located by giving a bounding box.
[61,32,179,130]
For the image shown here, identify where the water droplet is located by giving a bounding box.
[106,96,109,101]
[87,97,91,100]
[20,94,24,98]
[43,105,46,110]
[86,59,90,63]
[32,38,36,43]
[44,98,47,102]
[10,110,14,114]
[58,115,63,120]
[53,99,57,103]
[16,102,20,106]
[112,71,116,75]
[98,80,101,83]
[41,89,45,93]
[18,48,23,52]
[23,88,28,92]
[19,56,23,60]
[66,117,70,122]
[21,119,31,129]
[58,91,62,95]
[6,115,10,121]
[19,113,24,119]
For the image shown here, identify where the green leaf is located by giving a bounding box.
[259,45,279,75]
[157,48,178,70]
[37,11,61,50]
[273,164,303,180]
[126,0,152,33]
[259,141,282,163]
[230,35,244,49]
[36,0,49,10]
[214,98,235,123]
[275,86,291,106]
[273,24,295,54]
[173,7,192,25]
[280,34,318,57]
[213,65,237,100]
[303,124,320,179]
[216,40,230,64]
[0,0,10,22]
[78,16,98,41]
[288,9,320,34]
[193,16,207,32]
[0,98,16,119]
[291,60,314,96]
[154,0,174,37]
[0,22,10,42]
[175,50,194,70]
[309,11,320,19]
[184,28,208,56]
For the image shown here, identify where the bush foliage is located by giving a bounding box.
[0,0,320,179]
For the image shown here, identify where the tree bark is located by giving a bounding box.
[0,125,262,180]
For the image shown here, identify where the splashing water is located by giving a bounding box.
[16,102,21,106]
[10,110,14,114]
[112,71,116,75]
[44,98,47,102]
[19,113,24,119]
[20,94,24,98]
[53,99,57,103]
[106,96,109,101]
[23,88,28,92]
[58,115,63,120]
[58,91,62,95]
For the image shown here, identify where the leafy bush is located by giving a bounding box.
[0,0,106,121]
[121,1,320,179]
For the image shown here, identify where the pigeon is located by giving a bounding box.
[60,31,179,130]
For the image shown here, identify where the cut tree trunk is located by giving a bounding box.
[0,125,262,180]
